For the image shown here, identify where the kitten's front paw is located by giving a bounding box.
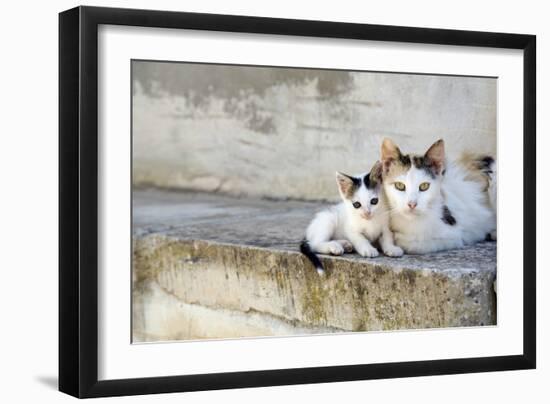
[384,245,404,257]
[335,240,354,253]
[357,245,379,258]
[328,241,344,256]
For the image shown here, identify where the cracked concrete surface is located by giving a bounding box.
[132,189,497,342]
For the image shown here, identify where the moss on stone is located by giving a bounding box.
[133,234,497,335]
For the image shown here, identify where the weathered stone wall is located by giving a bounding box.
[132,61,496,201]
[133,236,496,342]
[132,189,497,342]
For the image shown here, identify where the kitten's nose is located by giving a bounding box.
[407,201,417,210]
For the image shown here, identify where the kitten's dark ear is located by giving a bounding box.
[369,161,383,185]
[336,172,356,198]
[424,139,445,174]
[381,138,401,173]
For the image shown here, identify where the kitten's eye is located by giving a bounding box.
[370,198,379,205]
[352,201,362,209]
[419,182,430,191]
[394,182,406,191]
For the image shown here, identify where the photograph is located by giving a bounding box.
[131,60,497,343]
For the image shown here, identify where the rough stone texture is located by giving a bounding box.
[132,189,497,342]
[132,61,496,201]
[133,281,341,342]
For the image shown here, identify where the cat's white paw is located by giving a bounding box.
[328,241,344,256]
[335,240,354,253]
[384,245,404,257]
[357,245,379,258]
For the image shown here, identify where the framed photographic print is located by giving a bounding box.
[59,5,536,398]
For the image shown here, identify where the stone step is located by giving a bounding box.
[132,188,497,342]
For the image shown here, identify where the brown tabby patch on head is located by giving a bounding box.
[381,138,445,179]
[384,156,411,179]
[411,155,439,178]
[381,138,411,179]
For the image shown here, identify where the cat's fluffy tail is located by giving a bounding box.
[457,152,495,189]
[299,240,325,276]
[457,152,497,240]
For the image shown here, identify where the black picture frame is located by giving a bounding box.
[59,5,536,398]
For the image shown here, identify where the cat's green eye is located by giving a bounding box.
[419,182,430,192]
[394,182,406,191]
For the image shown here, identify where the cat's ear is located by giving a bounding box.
[381,138,401,173]
[369,161,383,185]
[336,172,356,197]
[424,139,445,174]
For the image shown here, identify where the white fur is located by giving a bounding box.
[305,173,403,258]
[487,159,497,240]
[384,162,496,254]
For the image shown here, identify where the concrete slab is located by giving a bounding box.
[132,188,497,342]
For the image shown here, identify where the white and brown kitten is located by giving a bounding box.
[301,162,403,275]
[380,138,496,254]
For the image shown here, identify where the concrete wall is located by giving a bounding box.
[133,61,496,201]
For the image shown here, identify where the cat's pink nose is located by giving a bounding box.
[407,201,417,210]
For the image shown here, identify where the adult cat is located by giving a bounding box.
[380,138,496,254]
